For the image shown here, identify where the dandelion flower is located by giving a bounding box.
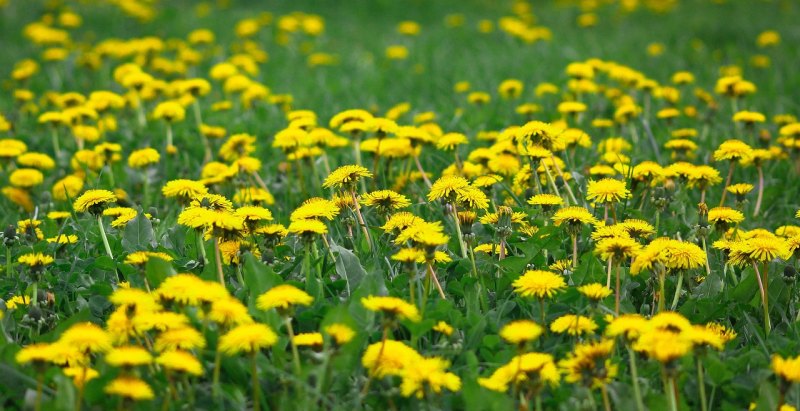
[73,189,116,214]
[500,320,543,345]
[105,346,153,367]
[156,350,203,376]
[399,357,461,398]
[324,323,356,345]
[512,270,567,299]
[361,295,420,322]
[104,377,154,401]
[550,314,598,336]
[257,284,314,311]
[323,164,372,189]
[586,178,630,204]
[218,323,278,355]
[577,283,613,301]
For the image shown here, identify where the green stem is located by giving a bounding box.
[251,352,261,411]
[697,357,708,411]
[197,231,208,266]
[142,172,150,211]
[601,384,612,411]
[351,190,372,251]
[468,246,488,311]
[97,216,114,260]
[236,263,245,288]
[75,367,86,411]
[408,267,416,307]
[285,316,302,374]
[666,376,679,411]
[451,203,468,258]
[30,281,38,307]
[627,346,645,411]
[6,246,11,277]
[50,128,60,155]
[658,269,666,313]
[572,234,578,268]
[35,372,43,411]
[615,263,622,315]
[212,346,222,397]
[719,162,735,206]
[701,237,711,276]
[316,349,332,399]
[753,263,772,335]
[166,124,173,151]
[213,238,224,285]
[671,271,684,311]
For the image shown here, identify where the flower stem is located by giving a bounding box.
[5,246,11,277]
[600,384,612,411]
[197,231,208,266]
[752,263,771,335]
[212,346,222,397]
[615,263,622,315]
[35,372,43,411]
[666,375,679,411]
[193,100,212,164]
[50,128,60,156]
[451,203,468,258]
[701,237,711,275]
[627,346,646,411]
[30,281,38,307]
[754,165,764,216]
[539,298,546,324]
[284,316,302,374]
[696,357,708,411]
[351,190,372,251]
[251,352,261,411]
[670,271,684,311]
[142,172,150,211]
[658,269,666,313]
[427,262,446,299]
[413,154,432,188]
[166,124,173,151]
[97,216,114,260]
[213,237,225,285]
[571,234,578,268]
[719,162,735,206]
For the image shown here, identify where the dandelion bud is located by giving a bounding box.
[784,265,797,280]
[28,305,43,321]
[2,224,17,245]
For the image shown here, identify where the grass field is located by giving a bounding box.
[2,0,800,410]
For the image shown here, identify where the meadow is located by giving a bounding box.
[1,0,800,410]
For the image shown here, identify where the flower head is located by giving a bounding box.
[361,295,420,322]
[323,165,372,189]
[586,178,630,204]
[512,270,567,299]
[73,189,116,215]
[105,377,154,401]
[577,283,613,301]
[219,323,278,355]
[257,284,314,312]
[500,320,544,345]
[550,314,598,336]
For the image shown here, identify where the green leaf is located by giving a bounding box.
[242,253,282,297]
[121,212,157,253]
[330,243,368,296]
[91,255,116,272]
[754,380,778,411]
[732,268,758,304]
[145,255,176,289]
